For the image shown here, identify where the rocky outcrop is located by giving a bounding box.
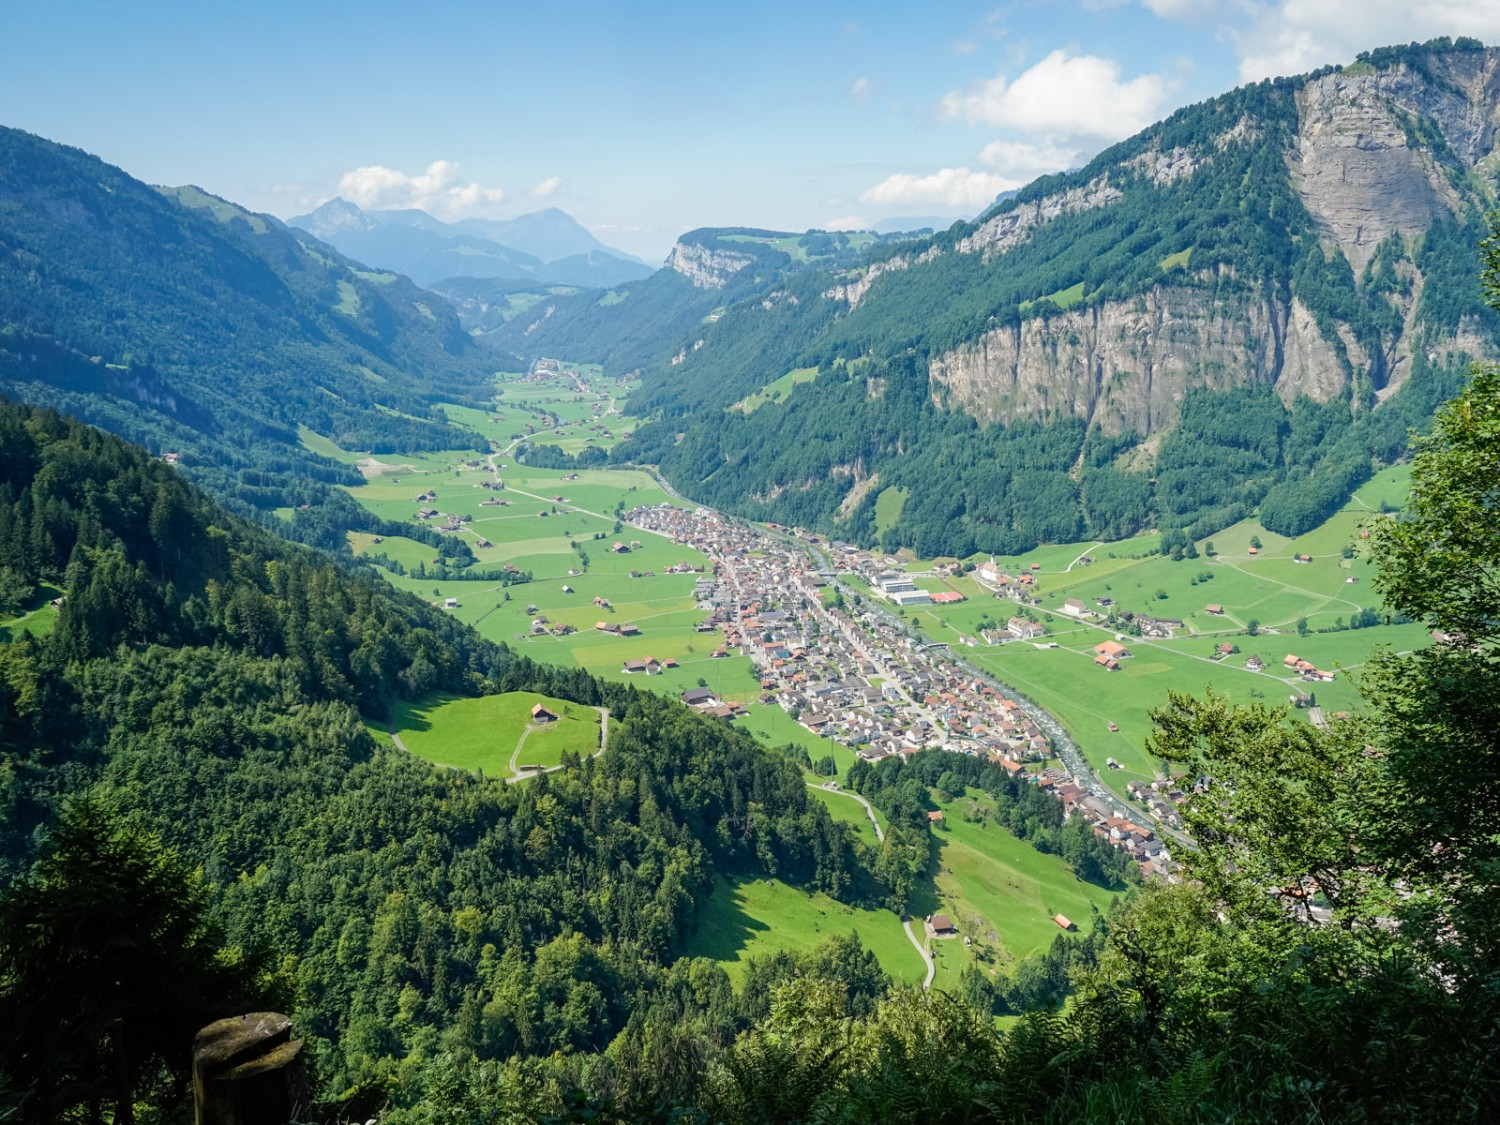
[824,246,941,308]
[957,175,1126,259]
[928,286,1357,435]
[1291,52,1500,273]
[667,241,755,289]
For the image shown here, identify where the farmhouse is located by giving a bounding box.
[681,688,715,706]
[1061,598,1089,618]
[927,913,957,936]
[1007,617,1045,640]
[1053,913,1078,932]
[1205,603,1224,616]
[530,704,559,723]
[1093,640,1131,659]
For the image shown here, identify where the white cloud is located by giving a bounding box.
[335,160,505,218]
[849,75,875,104]
[1140,0,1219,18]
[976,138,1084,177]
[1233,0,1500,81]
[531,176,565,198]
[860,166,1020,209]
[939,49,1173,139]
[824,215,868,230]
[951,38,978,55]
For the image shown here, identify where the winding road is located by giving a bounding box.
[807,780,936,989]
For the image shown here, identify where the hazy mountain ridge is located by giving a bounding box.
[289,199,652,287]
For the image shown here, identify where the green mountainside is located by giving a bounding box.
[513,40,1500,556]
[0,127,497,541]
[486,225,906,377]
[0,399,883,1113]
[6,359,1500,1124]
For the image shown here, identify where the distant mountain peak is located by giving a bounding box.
[286,199,651,287]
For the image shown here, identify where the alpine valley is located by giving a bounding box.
[4,34,1500,1125]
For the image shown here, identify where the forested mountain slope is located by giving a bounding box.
[0,400,883,1116]
[532,40,1500,556]
[486,225,916,377]
[0,127,496,538]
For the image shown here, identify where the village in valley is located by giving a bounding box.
[622,502,1178,880]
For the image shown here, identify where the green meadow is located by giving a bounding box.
[391,690,601,775]
[685,876,926,985]
[732,367,819,413]
[331,365,1420,991]
[894,465,1426,798]
[915,788,1122,991]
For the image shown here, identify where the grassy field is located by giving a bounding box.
[732,367,819,413]
[0,586,61,642]
[873,486,909,536]
[807,786,882,846]
[686,876,925,985]
[892,465,1424,798]
[391,690,601,774]
[916,788,1122,990]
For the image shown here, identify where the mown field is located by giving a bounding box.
[685,876,926,985]
[915,788,1122,992]
[390,690,601,775]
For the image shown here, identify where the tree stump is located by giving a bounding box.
[192,1012,303,1125]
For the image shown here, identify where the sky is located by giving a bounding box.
[6,1,1500,262]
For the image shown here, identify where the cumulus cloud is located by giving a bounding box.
[824,215,868,230]
[849,75,874,102]
[1233,0,1500,81]
[939,49,1172,139]
[860,166,1020,209]
[976,138,1084,178]
[336,160,505,218]
[531,176,565,198]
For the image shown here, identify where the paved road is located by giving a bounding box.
[902,918,936,990]
[808,781,884,843]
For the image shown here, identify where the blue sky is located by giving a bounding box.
[6,1,1500,260]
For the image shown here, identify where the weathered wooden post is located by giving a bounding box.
[192,1012,303,1125]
